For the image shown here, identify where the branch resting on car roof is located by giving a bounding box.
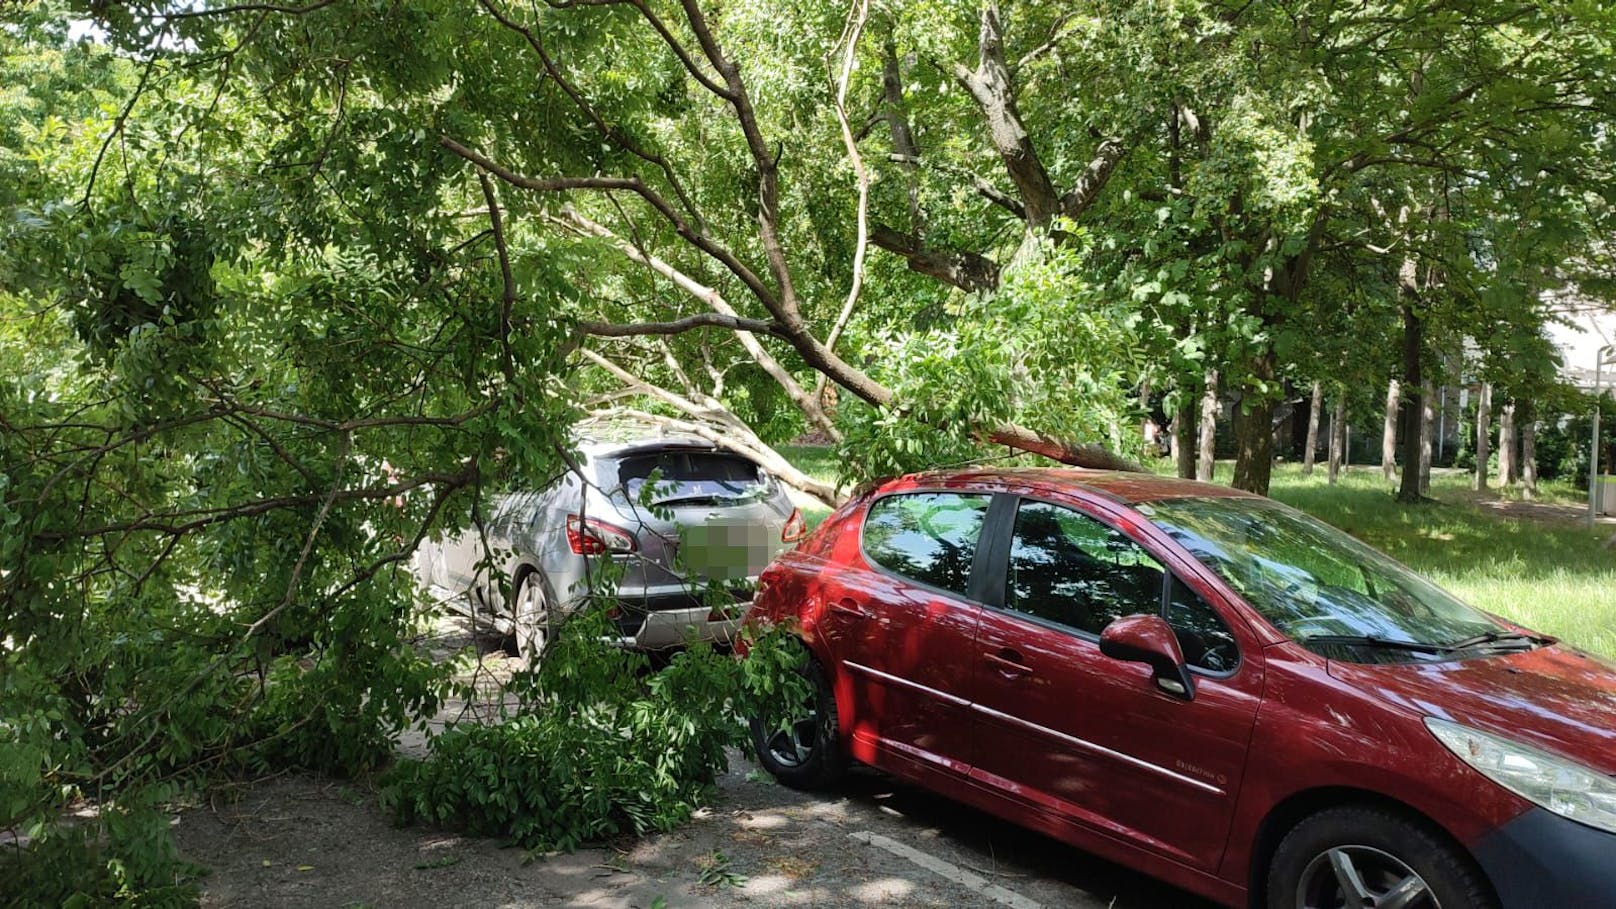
[440,0,1138,476]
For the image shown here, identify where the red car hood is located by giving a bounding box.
[1329,645,1616,775]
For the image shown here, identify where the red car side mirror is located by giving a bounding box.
[1099,614,1196,701]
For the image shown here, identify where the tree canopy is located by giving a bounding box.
[2,0,1614,900]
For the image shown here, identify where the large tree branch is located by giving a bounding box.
[579,350,841,506]
[881,34,924,231]
[451,20,1130,476]
[477,172,517,383]
[438,136,782,317]
[674,0,802,320]
[871,225,1001,293]
[1058,138,1126,218]
[951,3,1060,228]
[473,0,706,228]
[552,206,842,440]
[826,0,873,355]
[579,313,785,337]
[986,425,1142,472]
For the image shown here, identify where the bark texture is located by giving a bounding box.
[1230,354,1277,494]
[1174,396,1196,480]
[1302,380,1322,476]
[1473,383,1492,491]
[1395,303,1424,502]
[1328,390,1346,484]
[1498,401,1517,486]
[1522,419,1538,500]
[1197,369,1218,482]
[1383,378,1401,484]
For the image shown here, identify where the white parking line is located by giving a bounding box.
[848,830,1046,909]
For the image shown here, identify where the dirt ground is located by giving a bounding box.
[173,616,1213,909]
[174,760,1214,909]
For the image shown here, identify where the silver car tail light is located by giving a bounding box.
[566,514,637,555]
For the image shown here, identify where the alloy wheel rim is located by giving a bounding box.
[1295,845,1438,909]
[516,578,548,659]
[765,711,820,768]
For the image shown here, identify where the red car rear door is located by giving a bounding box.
[966,494,1264,872]
[817,490,994,785]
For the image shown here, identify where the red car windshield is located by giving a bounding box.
[1140,497,1504,662]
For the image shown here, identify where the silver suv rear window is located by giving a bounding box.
[617,451,768,505]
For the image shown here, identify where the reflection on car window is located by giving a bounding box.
[1167,574,1240,673]
[1143,497,1499,662]
[1006,501,1165,635]
[863,493,991,598]
[617,452,769,505]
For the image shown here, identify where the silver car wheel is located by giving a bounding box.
[513,573,550,665]
[1296,845,1438,909]
[764,712,821,769]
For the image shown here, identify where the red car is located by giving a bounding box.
[744,468,1616,909]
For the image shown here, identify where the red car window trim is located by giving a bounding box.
[982,490,1246,681]
[856,487,999,607]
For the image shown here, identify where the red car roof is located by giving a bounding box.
[885,467,1262,506]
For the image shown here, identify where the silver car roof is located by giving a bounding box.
[573,432,722,461]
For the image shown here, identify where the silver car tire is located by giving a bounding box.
[512,572,553,666]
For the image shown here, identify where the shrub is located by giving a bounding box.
[383,613,807,851]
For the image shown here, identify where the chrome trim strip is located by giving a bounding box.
[842,660,1225,796]
[969,702,1225,796]
[843,660,972,708]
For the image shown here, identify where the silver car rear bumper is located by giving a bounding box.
[615,607,743,650]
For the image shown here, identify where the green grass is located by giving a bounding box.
[779,444,841,528]
[778,444,841,488]
[781,447,1616,656]
[1261,465,1616,656]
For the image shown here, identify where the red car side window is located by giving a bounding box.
[1005,500,1164,635]
[862,492,992,599]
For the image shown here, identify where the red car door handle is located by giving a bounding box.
[985,649,1034,677]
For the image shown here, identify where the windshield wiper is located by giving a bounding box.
[1301,634,1455,654]
[1441,631,1542,652]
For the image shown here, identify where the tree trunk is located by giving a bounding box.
[1328,390,1347,485]
[1419,378,1434,497]
[1173,394,1196,480]
[1473,383,1492,491]
[952,4,1060,229]
[1302,380,1322,477]
[1231,354,1277,494]
[1522,418,1538,500]
[1232,399,1275,494]
[1383,378,1400,483]
[1498,401,1517,486]
[1197,369,1218,482]
[1395,304,1424,502]
[881,35,922,233]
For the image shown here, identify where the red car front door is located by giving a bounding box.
[966,495,1264,872]
[820,490,994,784]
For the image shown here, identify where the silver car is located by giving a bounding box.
[415,434,805,660]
